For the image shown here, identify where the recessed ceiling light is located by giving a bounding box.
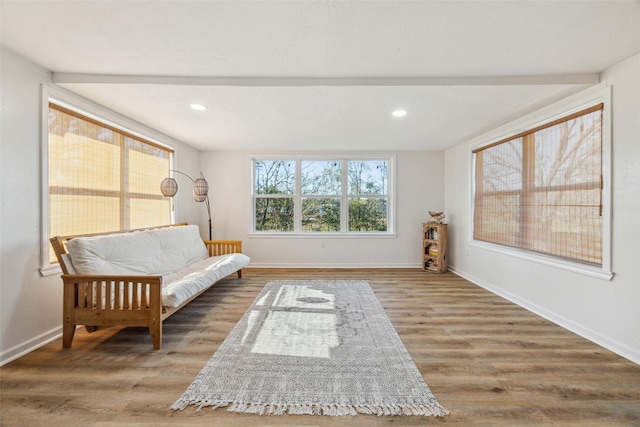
[392,109,407,117]
[190,103,208,111]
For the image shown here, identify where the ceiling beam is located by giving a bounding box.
[52,73,600,87]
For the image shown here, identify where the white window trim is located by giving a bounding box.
[249,153,396,237]
[39,84,176,276]
[469,84,613,280]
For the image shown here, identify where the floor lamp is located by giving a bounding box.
[160,170,212,240]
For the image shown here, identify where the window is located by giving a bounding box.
[252,156,393,234]
[254,160,296,232]
[46,101,173,264]
[301,160,341,232]
[473,104,604,267]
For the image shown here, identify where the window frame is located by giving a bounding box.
[40,85,176,276]
[250,153,396,237]
[470,86,613,280]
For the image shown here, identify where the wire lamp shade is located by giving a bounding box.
[160,177,178,197]
[193,178,209,199]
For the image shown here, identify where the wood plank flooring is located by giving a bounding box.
[1,268,639,426]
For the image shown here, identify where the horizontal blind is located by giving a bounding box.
[48,102,173,263]
[474,104,603,266]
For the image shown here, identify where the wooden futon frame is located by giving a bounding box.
[50,223,243,350]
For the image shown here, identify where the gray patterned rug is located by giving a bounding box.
[170,280,449,417]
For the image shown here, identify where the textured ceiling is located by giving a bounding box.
[2,0,639,151]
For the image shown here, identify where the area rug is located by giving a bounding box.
[170,280,449,417]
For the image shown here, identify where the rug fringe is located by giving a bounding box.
[172,399,449,417]
[169,399,230,412]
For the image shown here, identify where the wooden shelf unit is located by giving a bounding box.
[422,223,448,273]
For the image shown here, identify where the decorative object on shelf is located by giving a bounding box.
[161,170,212,240]
[427,211,445,224]
[422,223,448,273]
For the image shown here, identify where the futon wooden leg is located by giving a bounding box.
[148,285,163,349]
[149,321,162,350]
[62,321,76,349]
[62,282,76,348]
[148,299,162,350]
[237,269,242,279]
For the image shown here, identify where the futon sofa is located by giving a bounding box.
[50,224,250,349]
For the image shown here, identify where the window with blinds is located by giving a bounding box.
[473,104,603,266]
[48,102,173,263]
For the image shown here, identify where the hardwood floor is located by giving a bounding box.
[1,268,639,426]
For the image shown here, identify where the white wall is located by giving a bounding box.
[444,52,640,364]
[0,47,201,364]
[0,48,58,364]
[202,151,444,267]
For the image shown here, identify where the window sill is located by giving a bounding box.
[40,264,62,277]
[249,232,398,239]
[469,240,614,281]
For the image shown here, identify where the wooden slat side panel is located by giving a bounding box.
[114,281,121,310]
[205,240,242,257]
[124,282,131,309]
[87,282,95,309]
[140,282,148,310]
[61,276,162,311]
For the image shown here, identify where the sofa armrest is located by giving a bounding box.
[60,274,162,310]
[59,274,164,349]
[204,240,246,278]
[204,240,243,256]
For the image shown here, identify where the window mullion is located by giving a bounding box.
[341,159,348,232]
[120,134,128,230]
[294,159,301,233]
[473,151,484,239]
[520,133,535,250]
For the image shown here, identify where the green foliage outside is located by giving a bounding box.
[302,198,341,231]
[348,198,388,231]
[255,198,294,232]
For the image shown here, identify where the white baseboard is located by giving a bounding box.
[246,262,421,269]
[449,265,640,365]
[0,327,62,366]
